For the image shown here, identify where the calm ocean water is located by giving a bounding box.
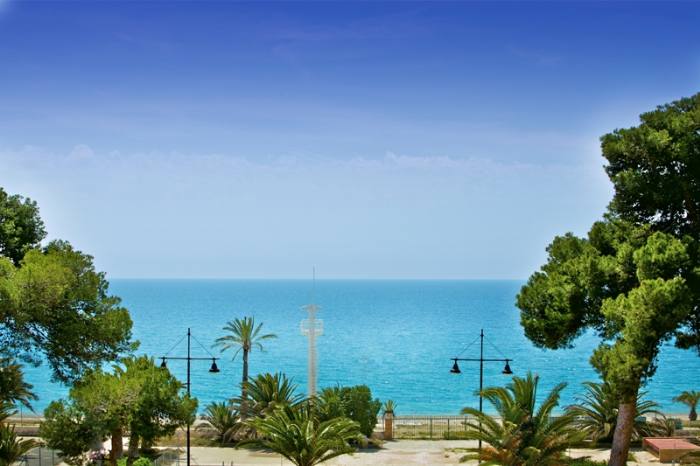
[22,279,700,415]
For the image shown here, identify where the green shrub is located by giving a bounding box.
[40,400,100,465]
[341,386,381,437]
[443,431,471,440]
[565,460,607,466]
[117,457,153,466]
[317,385,381,437]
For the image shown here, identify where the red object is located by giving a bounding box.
[644,437,700,462]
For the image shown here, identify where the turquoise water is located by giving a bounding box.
[22,279,700,415]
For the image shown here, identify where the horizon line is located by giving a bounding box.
[107,277,527,281]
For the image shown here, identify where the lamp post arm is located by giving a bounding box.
[160,357,219,361]
[451,357,512,362]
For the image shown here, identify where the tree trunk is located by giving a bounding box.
[126,433,139,466]
[110,427,124,466]
[609,400,636,466]
[141,438,153,451]
[690,406,697,421]
[241,348,249,419]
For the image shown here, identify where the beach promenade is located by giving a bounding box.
[167,442,661,465]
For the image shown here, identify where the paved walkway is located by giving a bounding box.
[163,441,662,465]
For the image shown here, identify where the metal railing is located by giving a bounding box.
[389,415,474,440]
[14,447,61,466]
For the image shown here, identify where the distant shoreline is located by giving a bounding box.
[107,277,528,282]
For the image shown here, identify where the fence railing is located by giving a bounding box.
[14,447,61,466]
[389,415,474,440]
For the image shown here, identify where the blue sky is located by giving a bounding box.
[1,1,698,278]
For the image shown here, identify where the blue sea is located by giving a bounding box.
[22,280,700,415]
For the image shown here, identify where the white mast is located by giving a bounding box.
[300,267,323,396]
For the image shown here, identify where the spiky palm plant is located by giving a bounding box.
[567,381,663,444]
[214,317,276,417]
[460,372,582,466]
[0,402,37,466]
[196,402,239,444]
[674,390,700,421]
[314,387,345,422]
[0,357,37,410]
[382,400,396,416]
[242,404,361,466]
[236,372,304,418]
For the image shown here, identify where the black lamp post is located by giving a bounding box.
[450,329,512,464]
[159,328,220,466]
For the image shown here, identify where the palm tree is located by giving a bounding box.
[567,381,664,444]
[0,357,37,409]
[314,387,345,422]
[0,402,37,466]
[236,372,304,418]
[460,372,583,466]
[196,402,239,444]
[242,404,361,466]
[214,317,277,417]
[674,390,700,421]
[382,400,396,416]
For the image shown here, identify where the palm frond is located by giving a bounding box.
[197,401,240,443]
[241,404,360,466]
[567,380,664,444]
[214,317,277,359]
[0,416,38,465]
[460,372,578,466]
[234,373,305,419]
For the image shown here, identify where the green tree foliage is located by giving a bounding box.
[119,357,197,451]
[0,187,134,385]
[118,458,153,466]
[39,400,100,465]
[518,220,694,465]
[517,88,700,466]
[316,385,381,438]
[214,317,276,417]
[0,188,46,266]
[42,357,196,464]
[459,372,583,466]
[0,402,38,466]
[197,402,239,444]
[567,382,664,444]
[2,241,135,383]
[603,94,700,239]
[0,357,37,409]
[673,390,700,421]
[242,404,361,466]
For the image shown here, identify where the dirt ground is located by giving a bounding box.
[162,441,663,465]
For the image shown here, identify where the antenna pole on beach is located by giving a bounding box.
[301,267,323,397]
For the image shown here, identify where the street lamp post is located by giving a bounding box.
[450,329,512,464]
[160,328,220,466]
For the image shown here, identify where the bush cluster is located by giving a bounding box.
[316,385,382,437]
